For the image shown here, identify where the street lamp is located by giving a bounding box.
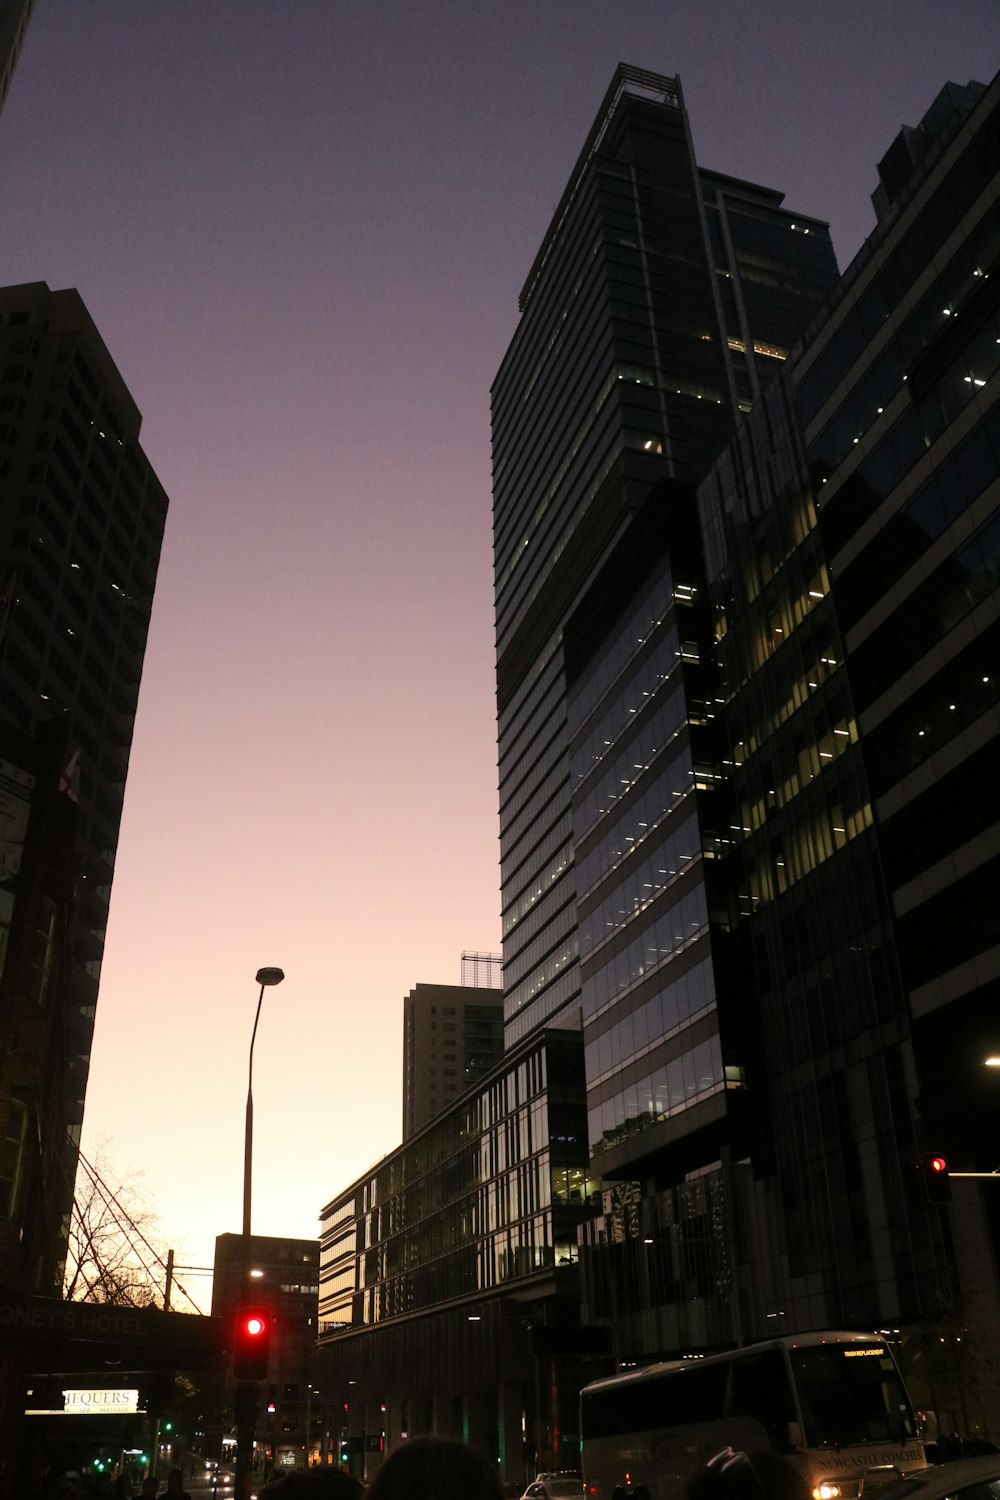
[243,967,284,1239]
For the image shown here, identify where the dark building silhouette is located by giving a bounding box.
[0,283,167,1296]
[0,0,34,117]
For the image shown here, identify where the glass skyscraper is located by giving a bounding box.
[492,66,838,1355]
[493,67,837,1046]
[695,71,999,1418]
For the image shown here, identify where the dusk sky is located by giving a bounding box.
[1,1,995,1305]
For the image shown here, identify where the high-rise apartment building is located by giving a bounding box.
[402,980,504,1138]
[0,283,167,1293]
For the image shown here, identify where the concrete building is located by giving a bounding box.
[212,1233,322,1475]
[0,283,167,1297]
[403,980,503,1139]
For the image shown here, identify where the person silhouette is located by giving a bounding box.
[365,1437,504,1500]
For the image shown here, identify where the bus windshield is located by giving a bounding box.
[790,1344,916,1446]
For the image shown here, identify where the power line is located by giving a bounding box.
[70,1145,206,1315]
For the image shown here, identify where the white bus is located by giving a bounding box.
[580,1331,928,1500]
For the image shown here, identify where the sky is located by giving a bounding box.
[1,0,996,1307]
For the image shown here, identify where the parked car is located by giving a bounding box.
[519,1474,584,1500]
[875,1455,1000,1500]
[924,1440,1000,1465]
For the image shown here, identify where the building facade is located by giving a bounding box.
[694,70,999,1424]
[402,980,504,1139]
[493,64,838,1062]
[212,1233,321,1475]
[318,1030,600,1485]
[0,283,167,1296]
[492,64,838,1364]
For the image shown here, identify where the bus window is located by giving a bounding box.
[581,1361,729,1439]
[727,1348,797,1453]
[790,1345,915,1446]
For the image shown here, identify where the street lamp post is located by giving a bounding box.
[243,966,284,1239]
[236,967,284,1500]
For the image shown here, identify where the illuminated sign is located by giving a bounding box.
[63,1389,140,1412]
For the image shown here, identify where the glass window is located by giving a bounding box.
[0,1095,29,1219]
[790,1344,915,1445]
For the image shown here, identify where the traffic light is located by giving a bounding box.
[233,1307,272,1380]
[920,1152,952,1204]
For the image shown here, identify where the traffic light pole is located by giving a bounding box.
[234,1380,260,1500]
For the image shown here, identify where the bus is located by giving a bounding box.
[580,1331,928,1500]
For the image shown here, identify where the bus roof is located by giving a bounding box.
[581,1331,891,1395]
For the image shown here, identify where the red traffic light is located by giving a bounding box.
[920,1152,952,1204]
[233,1306,272,1380]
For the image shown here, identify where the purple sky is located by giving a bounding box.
[1,1,995,1299]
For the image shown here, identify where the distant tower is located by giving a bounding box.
[0,282,168,1291]
[0,0,34,117]
[402,973,504,1139]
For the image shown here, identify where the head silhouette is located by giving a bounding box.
[264,1472,363,1499]
[365,1437,503,1500]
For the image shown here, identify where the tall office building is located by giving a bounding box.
[493,65,837,1053]
[402,980,504,1139]
[492,65,838,1357]
[0,283,167,1292]
[694,71,999,1419]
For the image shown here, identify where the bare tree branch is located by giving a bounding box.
[64,1138,168,1308]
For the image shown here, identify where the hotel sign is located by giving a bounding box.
[63,1389,139,1413]
[26,1388,142,1417]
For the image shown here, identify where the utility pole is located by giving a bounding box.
[234,1381,260,1500]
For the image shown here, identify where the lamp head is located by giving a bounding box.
[256,967,285,987]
